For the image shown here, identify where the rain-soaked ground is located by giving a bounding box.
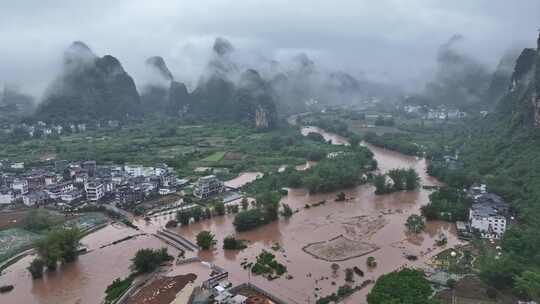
[0,127,464,304]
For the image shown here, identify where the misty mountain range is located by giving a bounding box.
[1,35,529,127]
[404,35,521,110]
[1,37,399,129]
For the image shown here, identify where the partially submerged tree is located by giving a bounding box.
[406,214,426,234]
[130,248,172,273]
[27,258,45,279]
[196,231,216,250]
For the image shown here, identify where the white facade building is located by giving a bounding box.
[61,190,82,203]
[194,175,224,199]
[23,191,48,207]
[124,165,144,177]
[85,182,104,202]
[45,182,75,199]
[11,179,29,195]
[469,192,509,239]
[0,189,14,205]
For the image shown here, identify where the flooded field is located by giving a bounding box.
[167,128,463,303]
[0,126,463,304]
[0,224,179,304]
[224,172,263,189]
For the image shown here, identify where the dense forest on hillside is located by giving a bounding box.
[424,39,540,301]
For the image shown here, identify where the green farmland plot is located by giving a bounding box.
[202,151,226,162]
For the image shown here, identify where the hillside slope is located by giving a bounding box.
[36,42,141,122]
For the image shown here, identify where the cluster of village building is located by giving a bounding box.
[1,120,122,139]
[456,184,511,240]
[0,159,227,210]
[403,105,468,120]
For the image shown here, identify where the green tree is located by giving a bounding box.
[373,174,387,195]
[176,209,190,225]
[191,206,203,222]
[514,270,540,301]
[196,231,216,250]
[348,134,361,148]
[388,169,405,190]
[303,174,323,193]
[241,198,249,210]
[130,248,172,273]
[367,256,377,268]
[204,208,212,219]
[367,268,433,304]
[406,214,425,234]
[54,228,82,262]
[280,204,293,218]
[233,208,266,232]
[256,192,280,222]
[480,255,523,290]
[25,209,63,232]
[214,202,225,216]
[345,268,354,282]
[223,235,247,250]
[27,258,45,279]
[34,228,81,269]
[405,168,420,190]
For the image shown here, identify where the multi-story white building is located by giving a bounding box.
[469,193,509,239]
[11,178,29,195]
[85,182,104,202]
[0,189,15,205]
[124,165,144,177]
[160,173,177,188]
[23,190,48,207]
[45,182,74,199]
[194,175,224,199]
[60,190,83,203]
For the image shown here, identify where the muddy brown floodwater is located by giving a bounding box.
[168,127,464,304]
[0,223,179,304]
[0,126,464,304]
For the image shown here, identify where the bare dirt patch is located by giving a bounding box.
[127,273,197,304]
[0,210,30,230]
[303,235,379,262]
[301,214,386,261]
[341,214,388,240]
[224,152,243,161]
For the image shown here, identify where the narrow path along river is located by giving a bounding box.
[0,126,464,304]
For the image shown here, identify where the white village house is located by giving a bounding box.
[468,185,510,239]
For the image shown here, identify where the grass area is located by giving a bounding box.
[0,211,109,263]
[202,151,226,162]
[65,212,108,230]
[104,276,134,304]
[0,119,347,181]
[0,228,40,263]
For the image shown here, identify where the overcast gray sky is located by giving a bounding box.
[1,0,540,96]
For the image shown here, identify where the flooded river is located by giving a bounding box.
[170,127,462,303]
[0,126,463,304]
